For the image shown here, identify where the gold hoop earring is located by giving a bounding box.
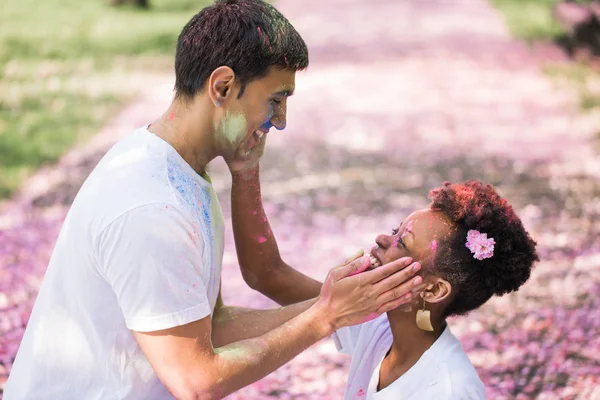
[416,299,434,331]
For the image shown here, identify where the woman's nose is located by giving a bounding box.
[376,234,391,249]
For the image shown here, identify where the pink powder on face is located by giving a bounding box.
[257,236,267,243]
[252,210,258,215]
[431,240,438,252]
[168,111,175,120]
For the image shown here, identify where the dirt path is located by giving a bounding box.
[1,0,600,398]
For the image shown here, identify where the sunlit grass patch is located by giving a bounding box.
[0,0,211,199]
[491,0,565,42]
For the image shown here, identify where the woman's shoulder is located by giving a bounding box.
[429,360,485,400]
[333,313,391,355]
[433,327,486,399]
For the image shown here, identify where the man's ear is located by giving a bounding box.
[422,276,452,304]
[207,66,236,107]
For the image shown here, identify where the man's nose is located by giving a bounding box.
[272,117,286,131]
[271,103,287,131]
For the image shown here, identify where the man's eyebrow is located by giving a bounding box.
[273,88,294,97]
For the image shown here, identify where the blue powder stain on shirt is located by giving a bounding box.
[166,158,214,259]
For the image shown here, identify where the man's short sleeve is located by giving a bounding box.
[95,203,212,332]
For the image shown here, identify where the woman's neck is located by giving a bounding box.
[377,308,445,391]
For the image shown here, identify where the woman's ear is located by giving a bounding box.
[207,66,236,107]
[422,276,452,304]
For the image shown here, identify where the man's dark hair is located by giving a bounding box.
[428,181,539,318]
[174,0,309,99]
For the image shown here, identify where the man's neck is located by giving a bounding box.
[149,98,217,175]
[377,309,444,391]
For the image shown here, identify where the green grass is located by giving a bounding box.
[492,0,600,149]
[490,0,565,42]
[545,63,600,110]
[0,0,212,199]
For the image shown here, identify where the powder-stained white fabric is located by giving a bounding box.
[333,314,486,400]
[5,126,224,399]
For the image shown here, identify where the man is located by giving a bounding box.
[4,1,422,399]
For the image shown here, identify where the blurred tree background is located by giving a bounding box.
[110,0,150,7]
[0,0,209,199]
[1,0,599,201]
[494,0,600,119]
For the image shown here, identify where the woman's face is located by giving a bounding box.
[369,208,454,270]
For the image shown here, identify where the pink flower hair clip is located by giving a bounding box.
[465,230,495,260]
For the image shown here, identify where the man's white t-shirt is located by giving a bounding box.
[333,314,486,400]
[4,126,225,399]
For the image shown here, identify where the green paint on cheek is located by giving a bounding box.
[218,112,247,144]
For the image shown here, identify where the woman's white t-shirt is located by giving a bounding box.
[333,314,486,400]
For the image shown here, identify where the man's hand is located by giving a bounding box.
[315,255,422,330]
[225,132,267,177]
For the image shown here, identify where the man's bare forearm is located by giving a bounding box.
[205,302,332,399]
[211,299,316,347]
[231,167,321,305]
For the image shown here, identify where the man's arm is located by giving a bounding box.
[211,287,316,347]
[134,256,422,400]
[231,166,322,305]
[135,301,327,400]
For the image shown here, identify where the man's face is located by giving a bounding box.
[216,67,295,158]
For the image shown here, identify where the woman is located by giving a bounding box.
[333,181,539,399]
